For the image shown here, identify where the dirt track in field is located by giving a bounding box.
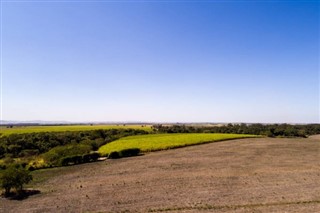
[1,137,320,213]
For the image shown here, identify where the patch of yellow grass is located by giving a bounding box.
[98,133,258,156]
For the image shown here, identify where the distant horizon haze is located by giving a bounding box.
[0,120,318,126]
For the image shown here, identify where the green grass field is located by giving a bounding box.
[0,125,152,137]
[98,133,258,156]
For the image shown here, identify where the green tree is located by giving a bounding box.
[0,165,32,196]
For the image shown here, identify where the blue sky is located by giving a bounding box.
[1,1,319,123]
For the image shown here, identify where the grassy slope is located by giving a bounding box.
[0,125,152,137]
[98,133,258,155]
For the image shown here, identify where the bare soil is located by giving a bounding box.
[1,137,320,213]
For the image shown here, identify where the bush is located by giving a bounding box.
[42,144,91,166]
[108,148,140,159]
[70,155,83,164]
[18,149,39,157]
[108,151,120,159]
[120,148,140,157]
[82,153,100,162]
[60,153,101,166]
[0,165,32,196]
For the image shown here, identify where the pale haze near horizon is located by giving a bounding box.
[1,1,319,123]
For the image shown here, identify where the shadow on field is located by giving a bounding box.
[2,189,41,200]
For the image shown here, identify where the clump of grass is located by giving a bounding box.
[98,133,258,156]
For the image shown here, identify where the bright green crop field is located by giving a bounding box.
[0,125,152,137]
[98,133,258,156]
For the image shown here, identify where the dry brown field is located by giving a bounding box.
[1,136,320,212]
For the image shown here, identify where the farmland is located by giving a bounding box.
[1,125,320,213]
[98,133,258,156]
[1,136,319,212]
[0,125,152,137]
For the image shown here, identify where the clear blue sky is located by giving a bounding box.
[1,1,319,123]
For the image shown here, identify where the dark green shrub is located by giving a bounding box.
[3,156,14,164]
[90,152,100,160]
[93,138,106,150]
[108,148,140,159]
[82,153,100,162]
[28,166,35,171]
[82,154,91,162]
[119,148,140,157]
[0,165,32,196]
[42,144,91,166]
[0,164,6,170]
[18,149,39,157]
[60,156,72,166]
[0,145,5,158]
[70,155,83,164]
[60,152,100,166]
[108,151,120,159]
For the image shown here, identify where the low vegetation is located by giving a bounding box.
[60,153,100,166]
[108,148,141,159]
[0,124,152,137]
[41,144,92,168]
[98,133,257,156]
[0,164,32,197]
[152,123,320,137]
[0,128,149,170]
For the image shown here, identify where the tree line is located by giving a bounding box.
[151,123,320,137]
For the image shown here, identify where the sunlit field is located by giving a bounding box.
[0,125,152,137]
[98,133,258,156]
